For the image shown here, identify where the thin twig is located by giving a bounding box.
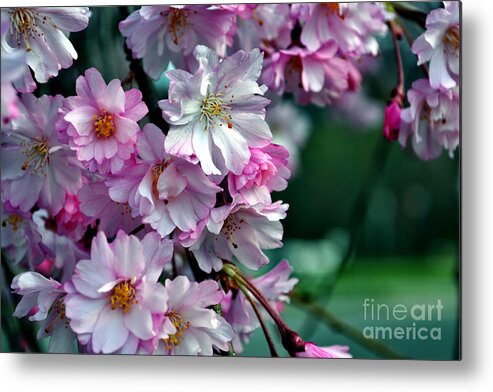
[293,293,407,359]
[238,284,279,357]
[398,17,430,79]
[389,19,405,99]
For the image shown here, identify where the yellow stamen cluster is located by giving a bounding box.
[443,26,460,53]
[2,214,23,231]
[110,281,137,313]
[167,8,190,46]
[20,139,50,176]
[200,92,233,131]
[163,311,191,350]
[94,110,116,139]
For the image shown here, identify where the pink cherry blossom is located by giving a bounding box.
[1,94,83,215]
[64,231,173,354]
[228,143,290,205]
[262,42,361,106]
[187,200,288,273]
[151,276,234,355]
[226,4,294,52]
[399,78,459,160]
[12,271,64,320]
[412,1,460,89]
[119,6,235,79]
[106,123,221,238]
[1,7,90,83]
[160,45,272,175]
[61,67,148,174]
[11,270,77,352]
[292,2,388,57]
[296,342,352,358]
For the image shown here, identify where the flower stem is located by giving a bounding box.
[389,19,405,102]
[237,284,279,357]
[222,263,305,356]
[398,17,430,78]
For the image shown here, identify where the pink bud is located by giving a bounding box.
[383,100,402,142]
[35,259,55,276]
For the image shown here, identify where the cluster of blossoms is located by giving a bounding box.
[1,2,460,357]
[383,1,460,160]
[120,3,387,107]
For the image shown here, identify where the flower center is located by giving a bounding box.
[286,56,304,89]
[443,26,460,53]
[420,103,431,122]
[221,215,245,249]
[20,139,50,175]
[93,110,115,139]
[152,160,172,199]
[2,214,23,231]
[9,8,38,51]
[44,298,68,334]
[167,8,190,46]
[200,91,233,131]
[163,311,191,350]
[110,281,137,313]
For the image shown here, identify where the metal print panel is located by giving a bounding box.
[0,1,461,359]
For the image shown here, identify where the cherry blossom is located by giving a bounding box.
[160,45,272,175]
[1,7,90,83]
[64,231,172,354]
[61,67,148,174]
